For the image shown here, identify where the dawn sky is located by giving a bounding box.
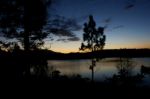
[47,0,150,53]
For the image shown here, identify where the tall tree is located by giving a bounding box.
[0,0,51,51]
[80,15,106,82]
[0,0,53,78]
[0,0,81,78]
[0,0,81,51]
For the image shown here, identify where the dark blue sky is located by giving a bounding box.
[47,0,150,53]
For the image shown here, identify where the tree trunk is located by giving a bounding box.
[23,29,30,78]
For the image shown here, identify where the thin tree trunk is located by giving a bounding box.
[91,65,94,83]
[24,29,30,51]
[24,29,30,78]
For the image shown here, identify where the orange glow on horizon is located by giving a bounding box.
[105,42,150,49]
[46,41,150,53]
[50,45,150,53]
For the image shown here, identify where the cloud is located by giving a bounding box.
[46,15,81,42]
[112,25,124,30]
[106,25,124,32]
[47,15,82,31]
[124,0,136,10]
[67,37,80,41]
[50,28,80,42]
[101,17,112,30]
[56,36,80,42]
[57,38,67,42]
[103,18,112,24]
[50,29,75,37]
[125,4,135,10]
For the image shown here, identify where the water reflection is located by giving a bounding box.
[116,58,135,77]
[48,58,150,85]
[106,58,144,87]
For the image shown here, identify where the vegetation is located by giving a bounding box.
[80,15,106,82]
[0,1,149,97]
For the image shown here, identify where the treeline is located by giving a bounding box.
[0,49,150,60]
[49,49,150,59]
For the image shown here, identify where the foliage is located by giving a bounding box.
[0,0,52,50]
[80,15,106,82]
[0,0,81,51]
[80,15,106,52]
[116,58,135,77]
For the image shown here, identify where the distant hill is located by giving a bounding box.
[45,49,150,59]
[0,49,150,59]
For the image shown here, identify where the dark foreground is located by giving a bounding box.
[12,79,150,98]
[1,50,150,98]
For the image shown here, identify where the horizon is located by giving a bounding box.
[45,0,150,53]
[50,48,150,54]
[0,0,150,53]
[1,0,150,94]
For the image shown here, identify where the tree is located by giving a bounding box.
[0,0,53,79]
[116,58,135,77]
[0,0,51,51]
[0,0,81,51]
[0,0,81,78]
[80,15,106,82]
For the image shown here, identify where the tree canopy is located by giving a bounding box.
[0,0,52,51]
[0,0,81,51]
[80,15,106,52]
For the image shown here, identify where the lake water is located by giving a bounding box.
[48,58,150,85]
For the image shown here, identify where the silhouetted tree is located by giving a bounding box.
[80,15,106,82]
[116,58,135,78]
[141,65,150,75]
[0,0,81,51]
[0,0,81,79]
[0,0,52,51]
[111,58,144,87]
[0,0,53,79]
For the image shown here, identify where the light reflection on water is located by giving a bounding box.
[48,58,150,83]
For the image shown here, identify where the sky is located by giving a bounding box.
[46,0,150,53]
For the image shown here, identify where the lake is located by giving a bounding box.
[48,58,150,86]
